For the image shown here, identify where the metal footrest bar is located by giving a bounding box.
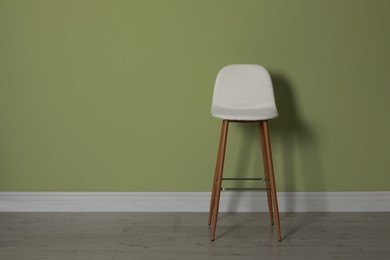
[222,177,267,181]
[221,187,269,191]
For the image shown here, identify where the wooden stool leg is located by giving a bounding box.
[262,120,282,241]
[208,121,227,225]
[208,164,219,225]
[211,120,229,241]
[259,122,274,225]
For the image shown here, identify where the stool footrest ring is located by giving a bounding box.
[221,187,270,191]
[222,177,267,181]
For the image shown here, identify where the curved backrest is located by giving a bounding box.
[211,64,278,120]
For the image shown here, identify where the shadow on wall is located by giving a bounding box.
[271,72,325,209]
[226,73,326,215]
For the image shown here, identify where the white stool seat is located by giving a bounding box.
[212,104,278,121]
[211,64,278,120]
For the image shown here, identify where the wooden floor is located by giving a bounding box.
[0,212,389,260]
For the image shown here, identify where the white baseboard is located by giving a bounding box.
[0,192,389,212]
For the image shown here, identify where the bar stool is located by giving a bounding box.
[208,64,282,241]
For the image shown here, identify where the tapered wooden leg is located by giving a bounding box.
[208,164,219,225]
[262,120,282,241]
[211,120,229,241]
[208,121,227,225]
[259,122,274,225]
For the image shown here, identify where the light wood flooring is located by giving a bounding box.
[0,212,389,260]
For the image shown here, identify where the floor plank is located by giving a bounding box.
[0,212,389,260]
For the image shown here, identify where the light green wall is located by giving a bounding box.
[0,0,389,192]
